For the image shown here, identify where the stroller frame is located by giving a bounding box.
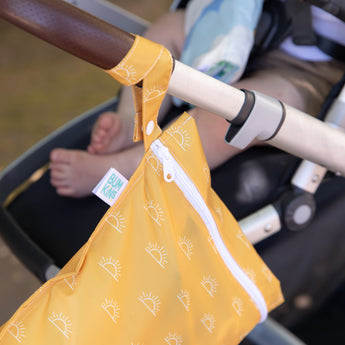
[1,0,345,344]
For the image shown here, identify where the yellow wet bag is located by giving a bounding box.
[0,36,283,345]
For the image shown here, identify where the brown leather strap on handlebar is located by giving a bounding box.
[0,0,135,69]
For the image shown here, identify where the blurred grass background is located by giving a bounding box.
[0,0,171,170]
[0,0,171,324]
[0,21,118,171]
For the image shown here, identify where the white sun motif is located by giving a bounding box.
[48,312,72,339]
[177,289,191,312]
[98,256,122,281]
[64,274,78,290]
[201,276,218,298]
[146,152,163,176]
[138,292,161,316]
[168,126,191,151]
[8,320,26,343]
[232,296,244,317]
[164,332,183,345]
[201,313,216,334]
[203,164,211,185]
[144,200,165,226]
[101,298,120,324]
[145,243,168,269]
[105,211,125,233]
[214,207,223,223]
[113,62,137,83]
[208,236,218,254]
[244,267,257,283]
[143,86,165,102]
[178,236,194,260]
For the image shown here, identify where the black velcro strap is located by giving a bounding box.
[225,89,255,144]
[230,89,255,126]
[307,0,345,22]
[316,32,345,61]
[286,0,316,45]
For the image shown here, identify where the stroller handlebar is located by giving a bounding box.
[0,0,135,70]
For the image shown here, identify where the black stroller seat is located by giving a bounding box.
[0,99,115,281]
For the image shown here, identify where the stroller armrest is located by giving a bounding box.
[0,206,55,282]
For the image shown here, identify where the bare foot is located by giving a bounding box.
[87,112,131,154]
[50,148,116,198]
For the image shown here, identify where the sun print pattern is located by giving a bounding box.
[203,164,210,185]
[48,312,72,339]
[98,256,122,281]
[146,152,163,176]
[168,126,191,151]
[208,236,218,254]
[105,211,125,233]
[244,267,257,283]
[232,297,244,317]
[64,274,78,291]
[8,321,26,343]
[145,243,168,268]
[178,236,194,260]
[201,313,216,334]
[138,292,161,316]
[143,86,166,102]
[164,332,183,344]
[144,200,165,226]
[101,298,120,324]
[112,61,138,83]
[214,207,223,223]
[177,290,191,312]
[201,276,218,297]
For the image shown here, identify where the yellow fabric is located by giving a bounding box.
[0,36,283,345]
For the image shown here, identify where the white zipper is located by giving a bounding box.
[151,139,268,322]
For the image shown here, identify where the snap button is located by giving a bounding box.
[146,120,155,135]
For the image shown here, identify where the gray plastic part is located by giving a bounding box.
[226,91,285,149]
[247,317,307,345]
[45,264,60,281]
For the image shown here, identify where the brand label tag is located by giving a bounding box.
[92,168,128,206]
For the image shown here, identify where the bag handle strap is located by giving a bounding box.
[105,35,174,150]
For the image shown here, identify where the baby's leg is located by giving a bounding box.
[50,149,115,198]
[50,144,143,198]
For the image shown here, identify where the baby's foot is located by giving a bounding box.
[50,148,115,198]
[87,112,130,154]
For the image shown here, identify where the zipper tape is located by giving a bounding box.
[151,139,268,322]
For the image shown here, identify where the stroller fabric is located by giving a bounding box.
[0,36,283,344]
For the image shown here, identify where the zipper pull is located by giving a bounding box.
[162,150,175,182]
[153,141,175,182]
